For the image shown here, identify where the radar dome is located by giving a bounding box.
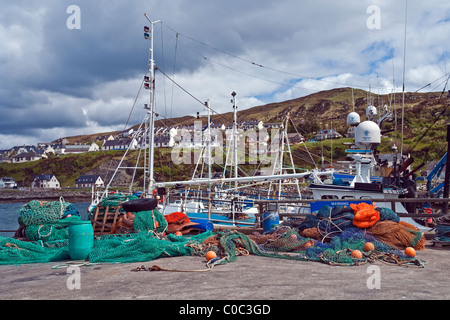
[355,120,381,150]
[347,112,360,126]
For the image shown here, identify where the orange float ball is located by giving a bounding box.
[205,251,217,261]
[363,242,375,252]
[351,250,363,259]
[175,231,182,236]
[405,247,416,257]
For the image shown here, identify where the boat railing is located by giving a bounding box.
[188,196,450,229]
[252,197,450,219]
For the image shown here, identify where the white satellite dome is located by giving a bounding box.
[366,105,377,119]
[355,120,381,149]
[346,112,360,126]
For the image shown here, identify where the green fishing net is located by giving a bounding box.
[18,200,75,226]
[16,200,81,242]
[88,231,214,263]
[133,209,168,234]
[0,237,69,265]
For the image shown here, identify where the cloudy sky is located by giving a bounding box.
[1,0,449,149]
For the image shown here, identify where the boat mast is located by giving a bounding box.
[206,100,212,185]
[144,14,160,196]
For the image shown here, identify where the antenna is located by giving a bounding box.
[351,87,355,112]
[400,0,408,158]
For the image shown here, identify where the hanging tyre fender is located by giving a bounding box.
[122,198,158,212]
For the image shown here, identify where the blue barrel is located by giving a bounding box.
[68,222,94,260]
[190,218,214,232]
[263,212,279,232]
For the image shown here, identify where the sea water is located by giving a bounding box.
[0,201,90,238]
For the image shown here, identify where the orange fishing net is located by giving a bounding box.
[164,212,188,223]
[350,202,380,228]
[367,220,426,250]
[164,212,199,235]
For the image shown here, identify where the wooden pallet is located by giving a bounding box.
[91,206,121,236]
[432,240,450,248]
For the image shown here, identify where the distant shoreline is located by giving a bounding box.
[0,188,92,203]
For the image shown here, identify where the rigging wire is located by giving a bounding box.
[409,76,449,153]
[160,25,167,121]
[156,66,232,125]
[156,67,205,106]
[124,71,147,130]
[160,20,449,106]
[171,33,179,118]
[161,22,368,90]
[288,117,318,169]
[202,56,318,93]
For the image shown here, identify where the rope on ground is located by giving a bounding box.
[51,260,102,269]
[318,248,427,268]
[130,256,228,273]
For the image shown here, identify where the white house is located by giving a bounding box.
[315,129,343,141]
[11,151,41,163]
[63,142,100,154]
[75,175,104,188]
[102,138,137,151]
[31,174,61,189]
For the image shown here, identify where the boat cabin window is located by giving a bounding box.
[342,196,356,199]
[321,195,339,199]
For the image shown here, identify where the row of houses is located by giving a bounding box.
[0,120,307,163]
[0,175,104,189]
[0,142,100,164]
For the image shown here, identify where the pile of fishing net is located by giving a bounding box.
[97,193,138,208]
[434,215,450,242]
[0,226,426,267]
[0,236,69,265]
[296,203,426,251]
[88,231,214,264]
[246,226,425,267]
[0,198,427,268]
[15,200,80,242]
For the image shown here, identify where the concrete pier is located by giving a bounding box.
[0,241,449,301]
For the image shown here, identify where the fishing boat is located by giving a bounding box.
[89,15,443,234]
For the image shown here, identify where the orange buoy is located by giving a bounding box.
[175,231,182,236]
[351,250,363,259]
[405,247,416,257]
[363,242,375,252]
[205,251,217,261]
